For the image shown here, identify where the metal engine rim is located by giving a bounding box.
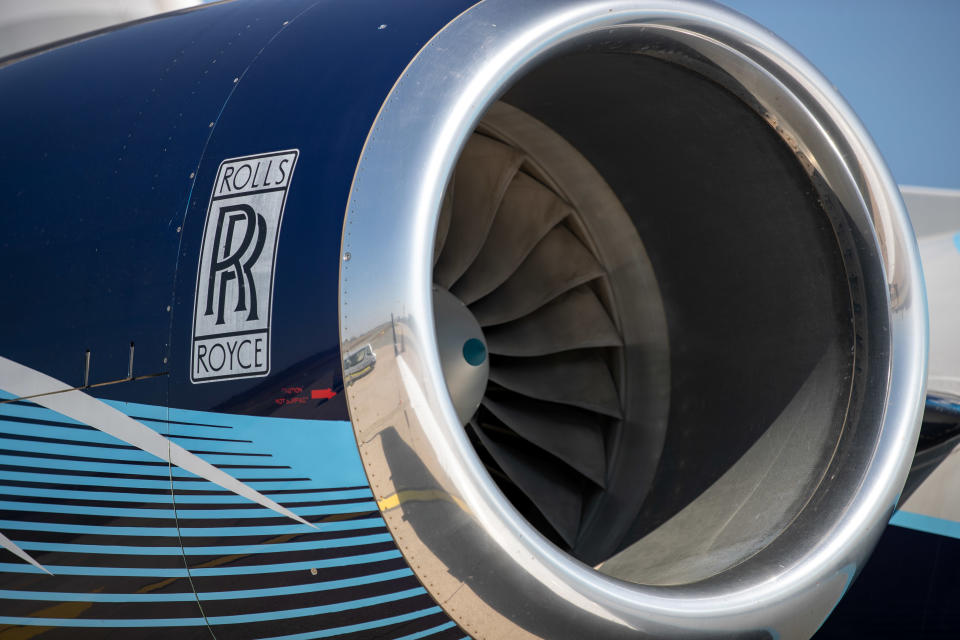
[338,0,927,637]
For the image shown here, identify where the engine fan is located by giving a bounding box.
[431,104,670,564]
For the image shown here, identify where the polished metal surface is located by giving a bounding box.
[339,0,927,637]
[432,286,489,425]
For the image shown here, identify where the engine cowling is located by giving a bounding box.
[339,1,927,638]
[0,0,927,637]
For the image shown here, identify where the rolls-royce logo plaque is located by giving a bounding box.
[191,149,298,383]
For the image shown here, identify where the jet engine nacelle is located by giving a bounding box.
[0,0,927,638]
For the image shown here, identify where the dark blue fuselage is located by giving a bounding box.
[0,1,472,638]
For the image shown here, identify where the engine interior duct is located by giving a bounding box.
[339,1,927,638]
[432,101,671,565]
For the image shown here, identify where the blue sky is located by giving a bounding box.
[722,0,960,189]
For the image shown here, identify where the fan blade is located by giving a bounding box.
[485,285,622,357]
[451,172,570,304]
[482,395,607,487]
[470,420,582,547]
[489,351,622,419]
[433,180,455,265]
[470,226,604,327]
[434,135,524,288]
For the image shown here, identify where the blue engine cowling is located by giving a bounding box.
[0,1,471,638]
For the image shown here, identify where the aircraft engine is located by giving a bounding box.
[339,1,927,638]
[0,0,927,638]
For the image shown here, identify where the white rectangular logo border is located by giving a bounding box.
[189,149,299,384]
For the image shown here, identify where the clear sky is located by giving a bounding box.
[721,0,960,190]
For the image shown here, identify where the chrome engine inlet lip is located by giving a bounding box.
[338,1,928,638]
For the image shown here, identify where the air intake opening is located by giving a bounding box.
[343,4,922,635]
[433,49,863,584]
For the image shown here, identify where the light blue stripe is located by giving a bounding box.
[155,414,237,429]
[167,434,259,453]
[953,232,960,254]
[0,420,140,447]
[0,588,195,603]
[0,561,192,577]
[393,621,457,640]
[165,407,367,489]
[105,399,169,422]
[0,415,248,451]
[0,549,400,577]
[0,469,172,489]
[0,568,412,602]
[0,402,89,426]
[179,480,323,492]
[167,404,271,428]
[0,519,183,536]
[169,466,307,481]
[256,607,443,640]
[0,438,152,463]
[924,394,960,417]
[0,438,276,465]
[890,509,960,539]
[188,549,401,576]
[0,615,205,628]
[205,587,425,625]
[0,517,384,537]
[0,588,425,627]
[0,484,370,505]
[16,533,392,556]
[0,454,170,477]
[172,501,376,519]
[0,455,305,482]
[0,500,175,519]
[197,568,412,601]
[1,398,368,489]
[0,436,260,463]
[1,485,175,504]
[175,487,371,503]
[0,500,374,519]
[0,469,317,492]
[0,393,167,415]
[138,416,229,430]
[1,398,218,433]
